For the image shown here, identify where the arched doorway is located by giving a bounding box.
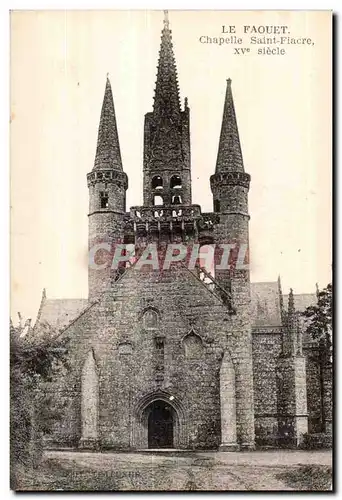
[133,391,187,449]
[147,400,174,448]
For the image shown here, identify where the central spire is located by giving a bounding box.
[143,11,191,206]
[153,10,181,119]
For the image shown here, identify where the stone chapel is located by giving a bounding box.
[32,12,329,451]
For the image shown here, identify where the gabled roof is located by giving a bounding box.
[32,283,317,335]
[34,298,88,333]
[250,282,282,327]
[283,293,317,312]
[251,284,317,328]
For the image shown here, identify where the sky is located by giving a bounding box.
[10,10,332,321]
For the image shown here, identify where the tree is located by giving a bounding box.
[301,283,332,363]
[10,318,69,485]
[301,283,333,434]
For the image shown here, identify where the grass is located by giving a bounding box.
[276,465,333,491]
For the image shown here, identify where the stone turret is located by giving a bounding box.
[211,79,254,449]
[87,77,128,299]
[210,79,251,292]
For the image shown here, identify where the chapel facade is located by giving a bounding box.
[33,13,331,451]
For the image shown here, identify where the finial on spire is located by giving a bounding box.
[163,10,169,29]
[226,78,232,85]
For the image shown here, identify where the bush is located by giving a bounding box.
[10,320,69,486]
[303,433,332,449]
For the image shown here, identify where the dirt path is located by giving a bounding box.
[23,449,329,491]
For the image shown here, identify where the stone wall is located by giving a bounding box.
[47,264,237,450]
[252,331,282,441]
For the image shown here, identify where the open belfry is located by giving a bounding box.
[33,12,329,451]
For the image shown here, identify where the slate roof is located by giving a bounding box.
[35,298,88,333]
[250,282,282,327]
[33,283,317,334]
[283,293,317,312]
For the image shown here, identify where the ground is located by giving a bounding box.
[13,449,333,491]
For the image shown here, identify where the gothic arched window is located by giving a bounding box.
[143,308,159,330]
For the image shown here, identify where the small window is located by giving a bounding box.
[214,200,220,212]
[154,195,164,206]
[152,176,163,190]
[170,175,182,189]
[155,337,164,350]
[100,191,109,209]
[172,195,182,205]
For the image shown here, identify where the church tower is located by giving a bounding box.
[143,11,191,208]
[87,77,128,299]
[81,11,255,451]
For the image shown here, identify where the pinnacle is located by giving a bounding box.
[152,11,181,118]
[288,288,295,313]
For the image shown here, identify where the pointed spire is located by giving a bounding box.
[284,288,297,356]
[33,287,47,332]
[153,10,181,119]
[288,288,295,315]
[94,76,123,171]
[296,313,303,355]
[278,275,285,324]
[216,79,244,173]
